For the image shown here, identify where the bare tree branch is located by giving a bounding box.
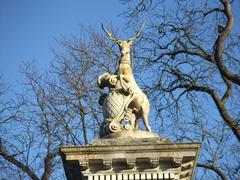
[175,83,240,141]
[214,0,240,86]
[0,139,39,180]
[41,151,59,180]
[197,163,228,180]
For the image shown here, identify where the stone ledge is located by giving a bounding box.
[90,137,170,145]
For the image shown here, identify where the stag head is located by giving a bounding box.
[102,23,145,55]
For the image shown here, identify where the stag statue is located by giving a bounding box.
[98,23,154,138]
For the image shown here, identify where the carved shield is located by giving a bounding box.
[103,91,125,120]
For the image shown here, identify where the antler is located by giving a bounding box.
[102,22,145,43]
[128,22,145,42]
[101,24,120,43]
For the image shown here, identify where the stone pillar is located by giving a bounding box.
[60,138,201,180]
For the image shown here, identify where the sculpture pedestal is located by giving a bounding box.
[102,130,159,139]
[60,138,201,180]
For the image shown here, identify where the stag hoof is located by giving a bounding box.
[147,126,152,133]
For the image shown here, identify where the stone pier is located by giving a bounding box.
[60,138,201,180]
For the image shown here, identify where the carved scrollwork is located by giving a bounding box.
[103,159,112,170]
[150,158,159,168]
[109,76,118,86]
[127,158,136,169]
[79,159,89,171]
[109,121,121,133]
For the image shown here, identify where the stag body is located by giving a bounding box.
[102,24,152,132]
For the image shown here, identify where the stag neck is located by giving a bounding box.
[119,59,131,65]
[119,52,132,65]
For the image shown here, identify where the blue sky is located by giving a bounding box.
[0,0,124,85]
[1,0,239,87]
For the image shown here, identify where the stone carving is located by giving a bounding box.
[79,159,89,171]
[98,23,153,138]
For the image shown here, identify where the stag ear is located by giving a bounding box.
[129,22,145,42]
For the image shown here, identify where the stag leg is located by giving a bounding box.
[131,113,137,130]
[134,119,139,130]
[141,107,152,132]
[119,74,129,93]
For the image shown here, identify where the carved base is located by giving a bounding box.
[99,119,156,139]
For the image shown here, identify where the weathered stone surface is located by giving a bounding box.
[90,137,170,145]
[60,138,201,180]
[100,129,161,139]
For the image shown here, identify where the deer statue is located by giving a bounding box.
[99,23,152,133]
